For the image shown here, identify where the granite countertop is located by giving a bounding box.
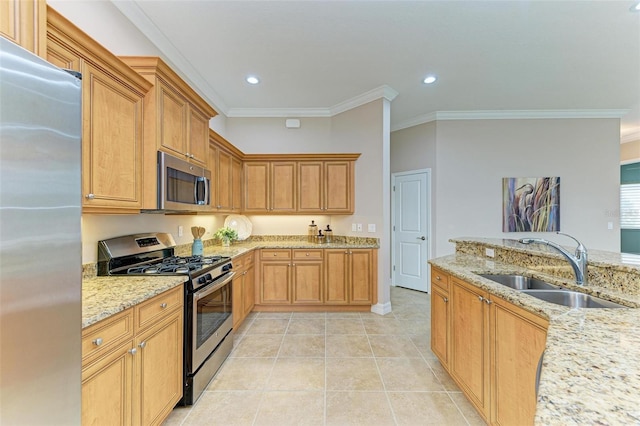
[83,238,379,329]
[429,253,640,425]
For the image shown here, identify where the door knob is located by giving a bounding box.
[417,236,426,240]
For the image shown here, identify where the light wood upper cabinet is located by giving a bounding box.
[298,160,354,214]
[244,161,296,213]
[46,7,152,214]
[119,56,217,210]
[1,0,46,57]
[434,268,549,425]
[208,130,243,213]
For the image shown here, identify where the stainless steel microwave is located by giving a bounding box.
[155,151,211,212]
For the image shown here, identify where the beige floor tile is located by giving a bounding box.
[256,312,292,319]
[392,304,430,320]
[326,311,362,318]
[368,335,421,357]
[254,391,324,426]
[428,360,462,392]
[162,405,191,425]
[325,334,373,357]
[279,334,325,357]
[359,311,393,319]
[326,357,383,390]
[208,357,275,391]
[398,319,430,335]
[286,318,326,334]
[267,358,325,390]
[230,334,283,358]
[387,391,469,426]
[362,318,406,335]
[245,318,290,334]
[325,391,395,426]
[449,392,488,425]
[181,391,262,425]
[377,357,445,391]
[234,318,254,336]
[292,311,327,319]
[326,318,365,334]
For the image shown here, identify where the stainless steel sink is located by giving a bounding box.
[521,290,627,309]
[478,274,561,290]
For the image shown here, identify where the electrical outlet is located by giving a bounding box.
[352,223,357,232]
[485,248,495,258]
[356,223,363,232]
[178,226,183,237]
[608,222,614,230]
[368,224,376,232]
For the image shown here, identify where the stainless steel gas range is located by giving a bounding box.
[98,232,234,405]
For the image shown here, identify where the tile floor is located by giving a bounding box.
[163,286,486,426]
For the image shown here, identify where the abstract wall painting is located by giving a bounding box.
[503,177,560,232]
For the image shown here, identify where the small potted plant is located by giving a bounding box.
[214,227,238,247]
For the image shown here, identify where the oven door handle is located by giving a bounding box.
[194,271,236,301]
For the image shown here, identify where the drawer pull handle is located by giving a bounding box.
[160,303,167,308]
[92,338,103,346]
[128,348,137,355]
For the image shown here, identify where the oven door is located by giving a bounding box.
[192,271,234,370]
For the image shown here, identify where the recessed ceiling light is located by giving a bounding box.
[631,1,640,11]
[423,75,437,84]
[246,75,260,85]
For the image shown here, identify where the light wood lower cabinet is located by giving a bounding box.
[232,251,256,329]
[430,267,548,425]
[255,248,376,310]
[81,286,183,426]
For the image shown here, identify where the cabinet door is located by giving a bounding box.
[260,261,291,304]
[243,264,255,316]
[232,270,245,329]
[298,161,323,212]
[349,249,374,304]
[490,297,547,426]
[244,162,270,212]
[431,285,450,368]
[292,261,323,304]
[271,161,296,212]
[216,149,233,211]
[187,106,209,167]
[324,250,348,304]
[325,161,352,213]
[134,309,183,426]
[231,156,243,212]
[158,81,187,158]
[451,278,490,418]
[82,62,144,211]
[82,340,134,426]
[1,0,45,57]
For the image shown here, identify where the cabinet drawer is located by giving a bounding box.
[244,251,255,266]
[136,286,183,331]
[293,249,323,260]
[261,249,291,260]
[431,267,449,291]
[82,308,134,364]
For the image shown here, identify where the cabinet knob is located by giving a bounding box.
[128,348,137,355]
[344,251,348,254]
[185,153,190,158]
[442,296,449,303]
[292,263,296,267]
[160,303,167,308]
[484,299,493,305]
[85,193,95,200]
[92,338,103,346]
[436,275,441,281]
[217,205,222,209]
[139,341,147,349]
[273,253,277,256]
[306,253,310,256]
[478,295,484,302]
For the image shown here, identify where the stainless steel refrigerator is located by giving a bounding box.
[0,38,82,424]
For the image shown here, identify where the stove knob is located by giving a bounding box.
[198,276,207,285]
[205,273,212,282]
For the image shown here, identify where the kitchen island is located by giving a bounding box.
[430,237,640,425]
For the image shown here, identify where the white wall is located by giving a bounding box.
[392,118,621,256]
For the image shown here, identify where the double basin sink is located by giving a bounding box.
[477,274,627,309]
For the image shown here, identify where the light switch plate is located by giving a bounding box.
[178,226,183,237]
[351,223,357,232]
[368,224,376,232]
[356,223,363,232]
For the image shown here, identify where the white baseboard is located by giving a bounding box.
[371,301,392,316]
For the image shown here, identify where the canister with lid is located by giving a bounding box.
[324,225,333,243]
[308,220,317,242]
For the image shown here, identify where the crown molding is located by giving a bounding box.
[392,109,630,132]
[111,0,229,114]
[228,85,399,119]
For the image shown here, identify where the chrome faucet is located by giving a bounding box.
[518,232,588,286]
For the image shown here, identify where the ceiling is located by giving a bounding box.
[113,0,640,138]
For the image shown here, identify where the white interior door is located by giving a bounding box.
[392,170,430,292]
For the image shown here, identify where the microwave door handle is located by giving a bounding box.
[194,176,207,205]
[202,176,209,206]
[194,272,236,301]
[194,177,199,204]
